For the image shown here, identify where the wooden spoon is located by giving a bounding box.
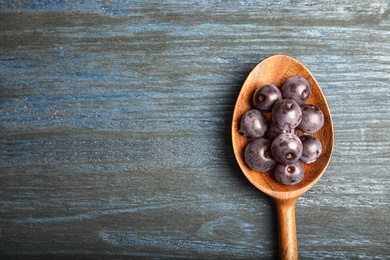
[232,54,334,259]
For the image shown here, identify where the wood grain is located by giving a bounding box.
[276,199,298,260]
[1,0,389,259]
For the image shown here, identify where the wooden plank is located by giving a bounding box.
[1,1,389,258]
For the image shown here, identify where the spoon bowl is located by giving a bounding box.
[232,54,334,259]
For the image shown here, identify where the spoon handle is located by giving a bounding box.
[275,198,298,260]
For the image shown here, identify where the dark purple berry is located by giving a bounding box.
[253,84,282,112]
[298,104,324,134]
[271,133,303,165]
[244,138,276,172]
[239,109,268,138]
[300,135,322,164]
[272,99,302,131]
[266,121,297,141]
[274,161,304,185]
[281,76,310,105]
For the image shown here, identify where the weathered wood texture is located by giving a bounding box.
[1,1,389,259]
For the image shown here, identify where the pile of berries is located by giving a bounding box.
[239,76,324,185]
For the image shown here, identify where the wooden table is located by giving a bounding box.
[1,1,389,259]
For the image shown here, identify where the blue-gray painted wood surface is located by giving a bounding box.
[1,0,389,259]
